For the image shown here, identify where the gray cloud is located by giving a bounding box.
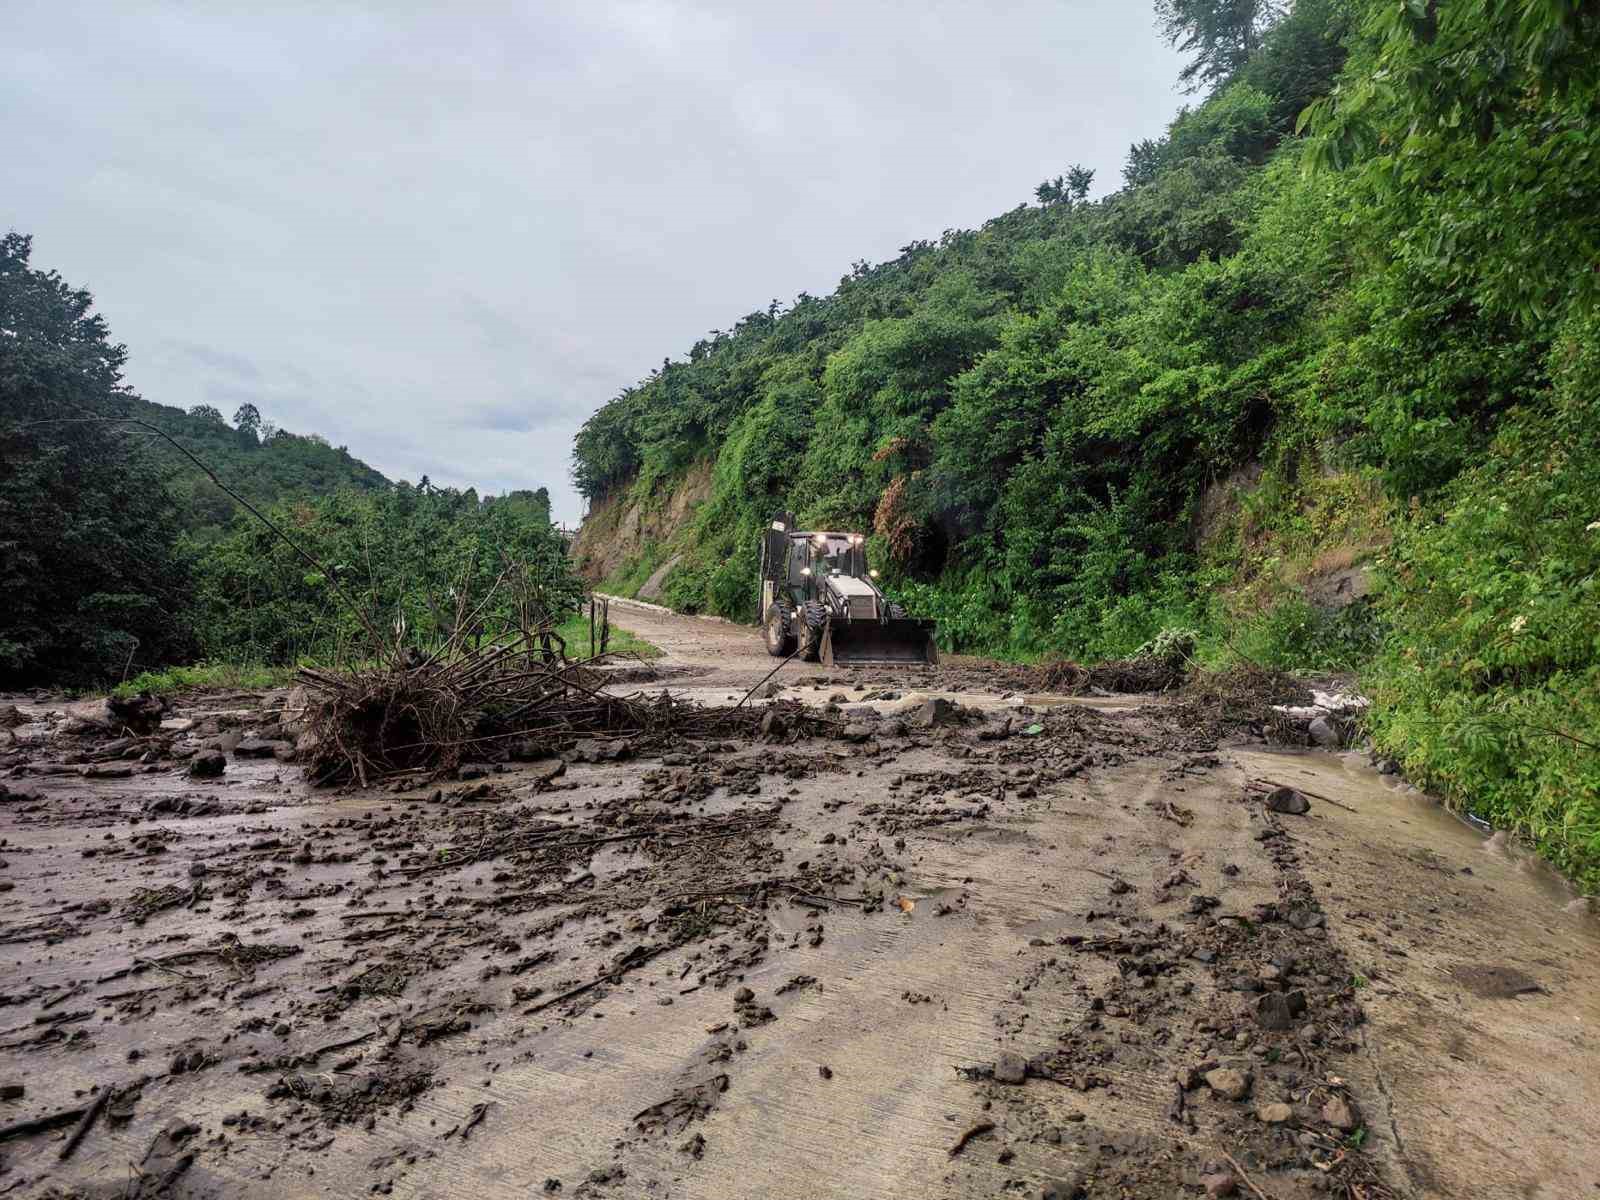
[5,0,1185,523]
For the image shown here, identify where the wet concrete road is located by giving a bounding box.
[0,608,1595,1200]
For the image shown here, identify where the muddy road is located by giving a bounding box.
[0,605,1596,1200]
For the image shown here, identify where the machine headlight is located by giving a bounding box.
[771,520,786,531]
[869,569,879,578]
[800,567,811,576]
[850,534,864,545]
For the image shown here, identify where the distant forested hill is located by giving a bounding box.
[125,395,389,538]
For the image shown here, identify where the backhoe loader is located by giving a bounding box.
[756,511,938,666]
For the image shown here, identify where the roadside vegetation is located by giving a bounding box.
[573,0,1600,888]
[109,663,298,699]
[1,239,600,695]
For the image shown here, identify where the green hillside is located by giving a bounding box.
[573,1,1600,887]
[125,395,389,538]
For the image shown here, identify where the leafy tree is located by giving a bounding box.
[1302,0,1600,322]
[1235,0,1350,132]
[232,401,261,446]
[1035,165,1095,206]
[1154,0,1287,93]
[1122,83,1276,185]
[0,232,193,685]
[190,403,225,424]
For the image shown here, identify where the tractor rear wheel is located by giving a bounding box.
[763,604,794,657]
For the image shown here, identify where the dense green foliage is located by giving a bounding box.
[188,484,580,666]
[1,233,195,685]
[3,235,579,687]
[574,0,1600,887]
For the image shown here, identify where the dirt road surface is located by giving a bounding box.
[0,601,1595,1200]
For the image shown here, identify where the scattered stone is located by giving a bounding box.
[1255,992,1296,1031]
[0,1083,23,1101]
[1308,716,1343,748]
[911,698,956,729]
[1322,1095,1357,1131]
[188,751,225,779]
[234,737,290,759]
[1265,786,1310,815]
[1202,1067,1250,1101]
[993,1051,1027,1085]
[1202,1173,1238,1197]
[527,759,567,785]
[1039,1171,1086,1200]
[1257,1101,1293,1124]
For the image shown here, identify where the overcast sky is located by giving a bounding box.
[7,1,1185,524]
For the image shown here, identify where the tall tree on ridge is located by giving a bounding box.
[1155,0,1287,93]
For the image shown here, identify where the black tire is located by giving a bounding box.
[800,600,827,662]
[763,604,794,657]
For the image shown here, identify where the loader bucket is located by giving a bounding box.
[822,619,939,667]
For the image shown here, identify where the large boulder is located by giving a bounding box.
[62,693,169,736]
[234,737,291,759]
[910,697,958,729]
[188,751,226,779]
[280,686,313,734]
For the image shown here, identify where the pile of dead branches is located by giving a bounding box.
[1162,663,1314,742]
[297,639,829,786]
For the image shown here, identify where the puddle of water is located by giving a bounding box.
[1249,747,1599,920]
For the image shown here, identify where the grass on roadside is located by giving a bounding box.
[552,611,662,660]
[112,662,296,698]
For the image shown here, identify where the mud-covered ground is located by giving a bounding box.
[1,603,1596,1200]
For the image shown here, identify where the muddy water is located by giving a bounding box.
[1233,747,1600,1200]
